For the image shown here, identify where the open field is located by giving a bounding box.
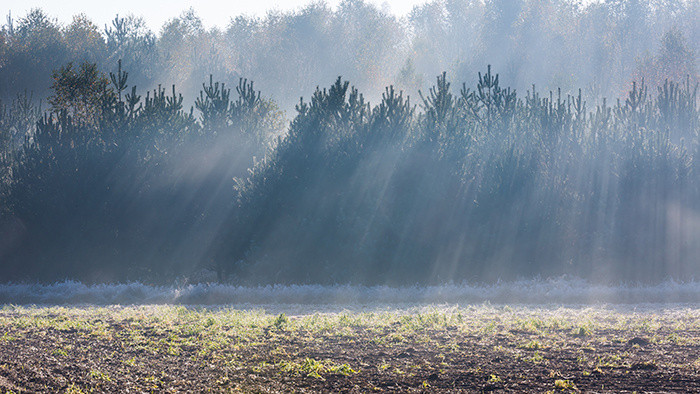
[0,304,698,393]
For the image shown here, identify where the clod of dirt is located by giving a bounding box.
[628,337,650,346]
[630,361,658,371]
[397,347,416,358]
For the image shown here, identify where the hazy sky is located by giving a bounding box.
[3,0,428,32]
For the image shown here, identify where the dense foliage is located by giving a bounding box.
[0,61,283,282]
[1,56,697,284]
[0,0,698,284]
[215,70,699,284]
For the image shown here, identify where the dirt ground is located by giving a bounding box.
[0,305,698,393]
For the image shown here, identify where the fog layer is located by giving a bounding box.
[0,0,698,285]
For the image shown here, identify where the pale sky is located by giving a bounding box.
[3,0,429,32]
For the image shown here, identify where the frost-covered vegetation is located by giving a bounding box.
[0,0,698,284]
[1,279,699,305]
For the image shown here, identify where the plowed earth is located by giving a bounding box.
[0,305,698,393]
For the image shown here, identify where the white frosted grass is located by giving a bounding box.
[0,278,698,306]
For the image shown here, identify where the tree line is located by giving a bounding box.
[0,59,698,284]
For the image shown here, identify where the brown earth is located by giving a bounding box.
[0,305,698,393]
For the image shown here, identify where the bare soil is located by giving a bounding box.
[0,305,698,393]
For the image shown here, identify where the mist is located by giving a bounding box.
[0,0,699,287]
[1,0,697,109]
